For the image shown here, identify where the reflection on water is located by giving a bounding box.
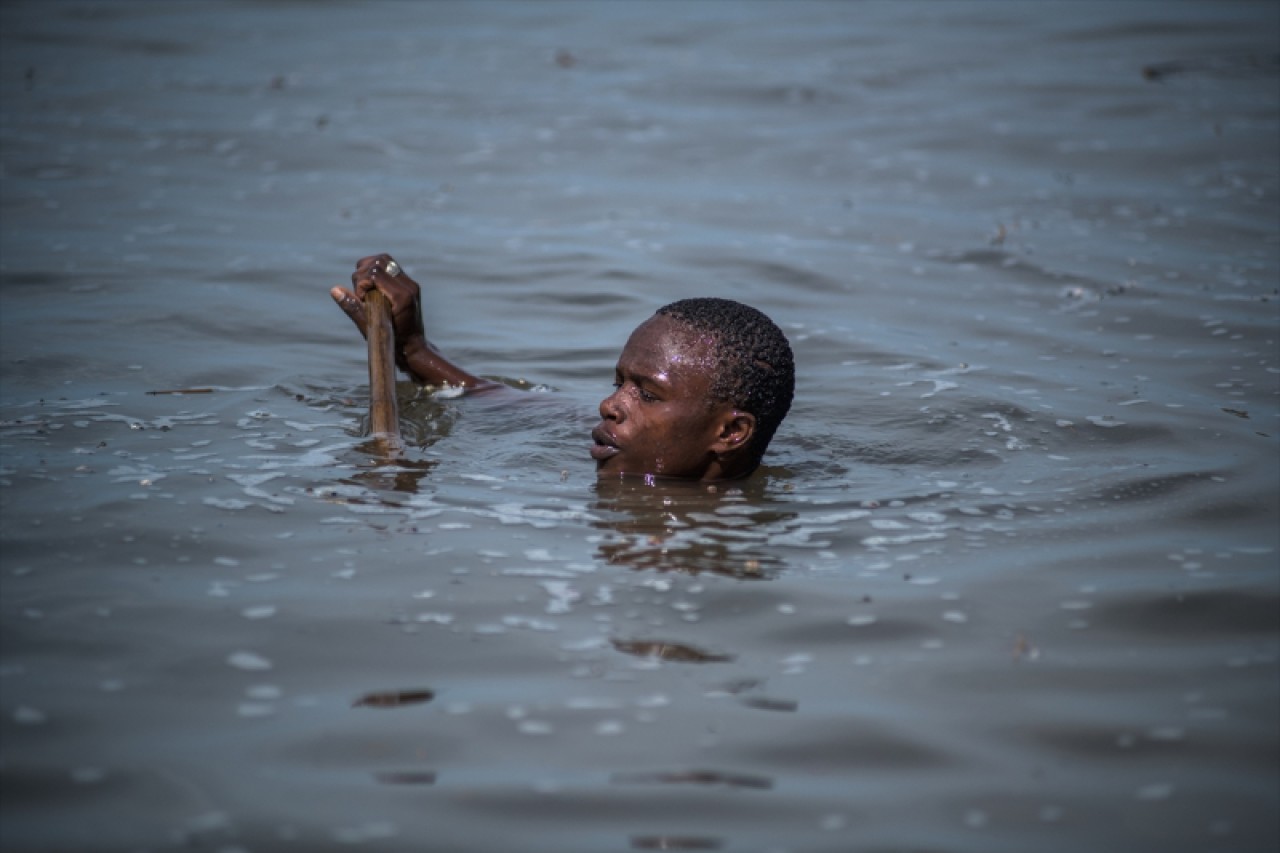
[338,450,436,499]
[592,478,797,579]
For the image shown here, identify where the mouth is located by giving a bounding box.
[590,425,620,462]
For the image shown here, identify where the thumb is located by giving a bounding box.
[330,286,368,340]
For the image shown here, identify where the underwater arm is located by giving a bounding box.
[330,254,502,391]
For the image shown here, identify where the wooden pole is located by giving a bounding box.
[365,288,402,450]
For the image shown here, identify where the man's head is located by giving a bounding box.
[591,297,794,481]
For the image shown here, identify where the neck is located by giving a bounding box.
[700,456,756,482]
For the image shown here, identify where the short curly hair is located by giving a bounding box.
[656,297,794,467]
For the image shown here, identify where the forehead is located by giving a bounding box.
[619,315,718,382]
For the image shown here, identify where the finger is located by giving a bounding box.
[354,256,393,295]
[358,265,413,305]
[354,253,391,272]
[354,253,395,277]
[330,286,368,338]
[355,273,393,302]
[352,255,383,287]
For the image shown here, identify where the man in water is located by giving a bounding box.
[330,254,794,482]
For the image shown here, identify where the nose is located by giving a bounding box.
[599,387,625,422]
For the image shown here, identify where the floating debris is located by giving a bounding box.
[631,837,723,850]
[611,639,734,663]
[706,678,761,696]
[1013,633,1041,662]
[353,689,435,709]
[612,769,773,790]
[739,697,798,713]
[1142,54,1280,81]
[373,770,437,785]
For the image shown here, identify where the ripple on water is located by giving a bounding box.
[1,4,1277,853]
[1088,589,1280,638]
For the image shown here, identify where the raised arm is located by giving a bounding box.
[330,254,501,391]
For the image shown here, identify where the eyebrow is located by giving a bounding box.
[619,365,671,393]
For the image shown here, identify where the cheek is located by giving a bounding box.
[659,413,712,453]
[624,415,673,453]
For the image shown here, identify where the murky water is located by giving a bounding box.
[2,2,1277,851]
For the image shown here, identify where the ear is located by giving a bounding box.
[711,409,757,458]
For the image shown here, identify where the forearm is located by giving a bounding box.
[336,254,504,393]
[401,337,500,391]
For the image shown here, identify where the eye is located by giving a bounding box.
[637,387,658,403]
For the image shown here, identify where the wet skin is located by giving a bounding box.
[331,254,495,390]
[334,255,756,481]
[592,315,756,482]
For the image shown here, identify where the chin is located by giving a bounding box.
[594,458,635,477]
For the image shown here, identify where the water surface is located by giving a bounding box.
[2,2,1277,851]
